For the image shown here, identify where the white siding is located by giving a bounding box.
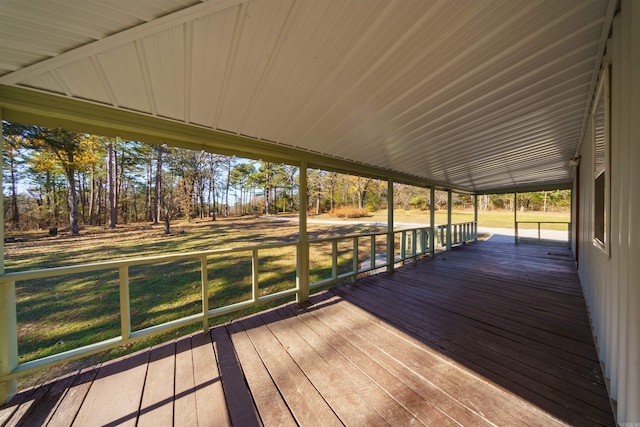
[576,0,640,423]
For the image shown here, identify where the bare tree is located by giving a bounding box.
[107,141,117,228]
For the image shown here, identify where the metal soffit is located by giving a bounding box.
[0,0,616,193]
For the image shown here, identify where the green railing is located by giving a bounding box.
[0,222,476,387]
[515,221,572,248]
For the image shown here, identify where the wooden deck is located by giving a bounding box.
[1,239,615,426]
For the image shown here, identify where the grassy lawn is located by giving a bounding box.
[4,208,568,388]
[316,208,570,230]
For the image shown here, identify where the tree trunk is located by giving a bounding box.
[78,172,86,224]
[108,143,117,228]
[163,211,170,234]
[145,160,152,222]
[154,146,163,224]
[9,156,19,228]
[66,167,79,234]
[88,166,96,225]
[225,159,231,217]
[210,163,216,221]
[96,177,103,226]
[358,178,371,209]
[131,184,138,222]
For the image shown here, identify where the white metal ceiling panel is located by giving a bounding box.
[56,59,113,105]
[189,7,239,127]
[143,25,186,119]
[0,0,615,193]
[216,0,294,132]
[0,0,203,75]
[19,73,64,95]
[96,44,151,113]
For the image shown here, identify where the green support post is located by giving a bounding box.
[296,161,310,304]
[1,112,18,405]
[446,190,452,251]
[387,179,394,272]
[429,187,435,256]
[474,194,479,241]
[514,192,518,245]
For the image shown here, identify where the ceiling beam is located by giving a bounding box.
[475,180,573,195]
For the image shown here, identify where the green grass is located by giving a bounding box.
[318,208,570,229]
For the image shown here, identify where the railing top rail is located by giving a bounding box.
[308,230,386,243]
[2,221,480,283]
[515,221,571,224]
[308,225,436,244]
[1,240,296,282]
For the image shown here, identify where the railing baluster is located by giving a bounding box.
[370,235,376,269]
[539,223,542,241]
[0,280,18,403]
[119,266,131,342]
[412,230,417,261]
[400,231,406,261]
[252,249,259,302]
[331,240,338,280]
[514,221,571,246]
[353,237,359,281]
[201,255,209,332]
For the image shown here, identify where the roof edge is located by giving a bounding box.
[0,84,472,193]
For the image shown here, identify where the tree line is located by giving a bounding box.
[2,123,570,233]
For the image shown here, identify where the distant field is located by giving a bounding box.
[316,208,570,230]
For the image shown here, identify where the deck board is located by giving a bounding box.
[137,341,175,426]
[173,335,199,427]
[191,331,230,426]
[274,303,422,426]
[210,326,262,427]
[227,321,296,426]
[0,240,616,426]
[72,349,149,426]
[45,365,101,427]
[241,311,343,426]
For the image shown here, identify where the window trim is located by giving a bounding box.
[591,63,610,256]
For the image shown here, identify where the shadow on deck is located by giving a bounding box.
[0,239,615,426]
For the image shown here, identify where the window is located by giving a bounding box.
[592,64,609,255]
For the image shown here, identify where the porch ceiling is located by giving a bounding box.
[0,0,615,193]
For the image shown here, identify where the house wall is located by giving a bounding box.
[575,0,640,424]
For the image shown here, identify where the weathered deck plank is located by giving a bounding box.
[72,349,149,426]
[260,307,388,426]
[210,326,262,427]
[0,240,615,426]
[274,303,423,426]
[240,311,343,426]
[45,365,101,427]
[191,331,230,426]
[137,341,175,426]
[227,320,296,427]
[173,335,199,427]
